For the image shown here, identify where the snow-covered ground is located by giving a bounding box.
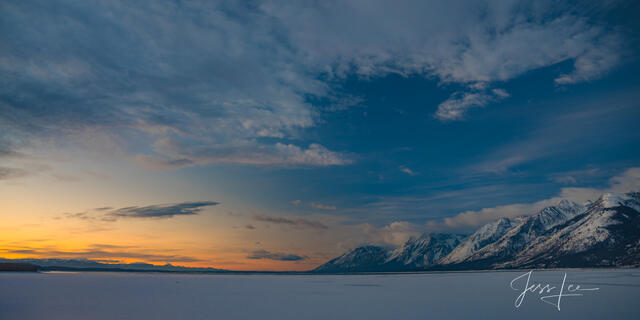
[1,270,639,319]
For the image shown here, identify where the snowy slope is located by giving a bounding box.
[313,246,389,272]
[456,199,585,267]
[439,217,520,264]
[385,233,465,268]
[501,192,640,268]
[314,233,465,272]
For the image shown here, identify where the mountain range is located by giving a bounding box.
[314,192,640,272]
[0,258,227,273]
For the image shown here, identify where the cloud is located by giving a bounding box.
[310,202,337,210]
[467,94,640,174]
[0,244,201,263]
[552,175,578,185]
[0,0,625,168]
[399,166,416,176]
[554,38,622,84]
[1,0,349,168]
[253,213,328,230]
[108,201,219,219]
[0,166,28,180]
[0,146,26,159]
[363,221,421,247]
[435,88,510,120]
[63,202,219,221]
[557,167,640,204]
[134,156,195,170]
[51,173,82,182]
[548,168,603,185]
[246,249,306,261]
[245,224,256,230]
[63,212,94,221]
[608,167,640,192]
[427,201,555,231]
[426,167,640,231]
[291,200,302,206]
[136,141,351,169]
[264,0,622,120]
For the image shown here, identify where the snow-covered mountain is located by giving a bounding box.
[313,234,465,272]
[314,192,640,272]
[500,192,640,268]
[313,246,390,273]
[439,217,520,265]
[447,199,585,267]
[385,233,465,268]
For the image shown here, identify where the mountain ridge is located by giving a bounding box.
[314,191,640,272]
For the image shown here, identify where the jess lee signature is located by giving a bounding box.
[510,270,600,311]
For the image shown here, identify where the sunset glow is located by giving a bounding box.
[2,0,639,272]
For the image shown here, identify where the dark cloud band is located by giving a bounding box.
[108,201,219,218]
[246,250,306,261]
[253,214,328,230]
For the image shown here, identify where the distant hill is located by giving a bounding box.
[0,258,228,273]
[0,262,39,272]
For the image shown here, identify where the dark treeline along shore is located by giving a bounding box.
[0,263,39,272]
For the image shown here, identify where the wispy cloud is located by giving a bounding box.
[554,41,621,84]
[548,168,603,185]
[136,142,352,169]
[363,221,421,247]
[343,167,640,237]
[399,166,416,176]
[253,214,328,230]
[62,212,95,221]
[435,88,510,121]
[310,202,337,210]
[0,166,28,180]
[108,201,219,219]
[246,250,306,261]
[552,175,578,185]
[63,201,219,221]
[466,93,640,175]
[426,167,640,231]
[0,243,201,263]
[266,1,621,120]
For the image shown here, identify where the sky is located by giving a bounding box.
[1,0,639,271]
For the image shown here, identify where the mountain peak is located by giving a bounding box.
[386,233,465,267]
[312,245,389,273]
[595,192,640,212]
[557,199,579,210]
[439,217,516,265]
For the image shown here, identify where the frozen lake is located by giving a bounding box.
[1,269,639,319]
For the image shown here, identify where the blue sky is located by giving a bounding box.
[1,0,640,269]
